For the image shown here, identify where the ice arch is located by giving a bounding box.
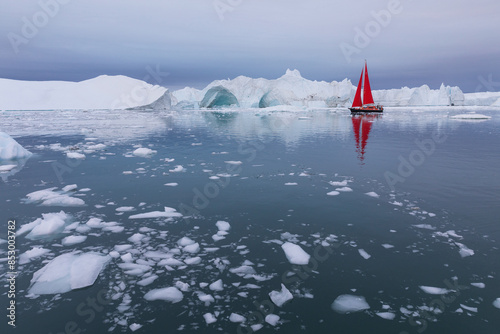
[258,90,286,108]
[200,86,239,108]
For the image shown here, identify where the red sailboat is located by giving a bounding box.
[349,61,383,113]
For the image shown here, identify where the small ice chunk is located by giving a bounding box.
[493,298,500,309]
[281,242,310,265]
[419,286,451,295]
[381,244,394,249]
[216,220,231,231]
[175,281,190,292]
[164,183,178,187]
[62,184,78,192]
[225,161,243,165]
[331,294,370,314]
[285,182,298,186]
[203,313,217,325]
[198,293,215,305]
[66,152,85,160]
[336,187,353,192]
[144,287,183,303]
[470,283,485,289]
[230,265,256,276]
[128,233,145,243]
[413,224,435,230]
[460,304,478,312]
[358,249,371,260]
[116,206,135,212]
[129,323,142,331]
[25,211,70,240]
[376,312,396,320]
[129,207,182,219]
[269,284,293,307]
[133,147,156,157]
[209,279,224,291]
[29,252,110,294]
[169,165,185,172]
[229,313,246,323]
[265,314,280,326]
[184,257,202,265]
[62,235,87,246]
[365,192,379,198]
[329,180,348,186]
[327,191,340,196]
[251,324,263,332]
[183,242,200,253]
[177,237,195,246]
[138,275,159,287]
[455,242,474,258]
[19,247,50,264]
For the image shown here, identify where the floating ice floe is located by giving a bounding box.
[331,294,370,314]
[493,298,500,309]
[269,284,293,307]
[329,180,348,186]
[164,183,178,187]
[327,191,340,196]
[450,113,491,119]
[203,313,217,325]
[19,247,51,264]
[419,286,451,295]
[66,152,85,159]
[116,206,135,212]
[216,220,231,231]
[470,283,485,289]
[62,235,87,246]
[144,287,183,303]
[229,313,246,323]
[285,182,298,186]
[336,187,353,192]
[365,192,380,198]
[129,207,182,219]
[455,242,474,258]
[21,211,71,240]
[281,242,310,265]
[0,132,32,160]
[133,147,156,157]
[209,279,224,291]
[25,187,85,207]
[129,323,142,332]
[28,252,111,294]
[358,249,371,260]
[224,161,243,165]
[265,314,280,326]
[376,312,396,320]
[169,165,185,172]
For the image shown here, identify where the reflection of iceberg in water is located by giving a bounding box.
[351,114,380,164]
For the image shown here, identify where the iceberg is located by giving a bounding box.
[28,252,111,294]
[0,132,32,160]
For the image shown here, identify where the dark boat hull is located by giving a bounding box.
[349,105,384,113]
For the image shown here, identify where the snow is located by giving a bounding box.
[129,207,182,219]
[133,147,156,158]
[28,252,110,294]
[419,286,451,295]
[62,235,87,246]
[281,242,310,265]
[331,295,370,314]
[0,132,32,160]
[269,284,293,307]
[144,287,183,303]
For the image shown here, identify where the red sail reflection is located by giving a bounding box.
[351,114,380,164]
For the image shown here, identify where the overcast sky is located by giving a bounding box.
[1,0,499,92]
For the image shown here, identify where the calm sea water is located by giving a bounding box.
[1,108,499,334]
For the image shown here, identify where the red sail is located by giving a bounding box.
[362,62,375,105]
[351,68,364,108]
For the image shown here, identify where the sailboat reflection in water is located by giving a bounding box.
[351,113,381,164]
